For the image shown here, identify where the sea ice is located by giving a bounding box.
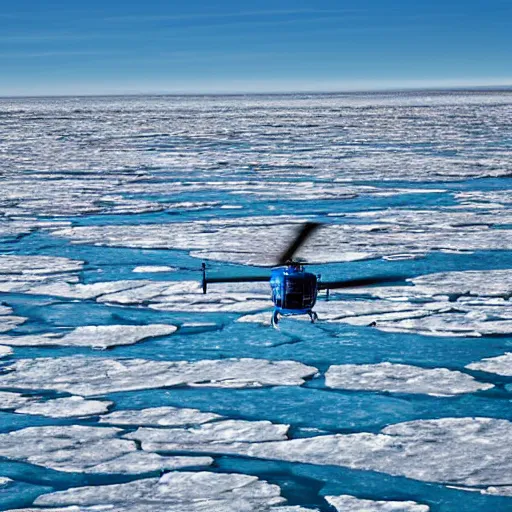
[25,471,316,511]
[315,270,512,337]
[325,362,493,396]
[0,390,35,409]
[0,425,212,474]
[149,417,512,487]
[410,270,512,298]
[132,265,177,273]
[98,279,272,313]
[0,344,13,357]
[50,209,512,265]
[466,353,512,376]
[15,396,112,418]
[326,495,430,511]
[99,406,222,426]
[124,419,289,451]
[0,324,177,349]
[241,417,512,487]
[0,255,83,278]
[0,356,317,395]
[0,315,26,333]
[0,279,152,300]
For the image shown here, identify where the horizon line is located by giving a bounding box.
[2,84,512,100]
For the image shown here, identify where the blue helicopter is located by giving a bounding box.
[201,222,403,327]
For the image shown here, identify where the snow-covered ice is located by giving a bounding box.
[124,419,289,451]
[466,353,512,376]
[0,344,13,357]
[146,417,512,488]
[326,495,430,511]
[99,406,222,426]
[0,425,213,474]
[0,356,317,395]
[0,390,35,409]
[2,93,512,511]
[132,265,177,273]
[325,362,493,396]
[15,471,319,512]
[0,324,177,349]
[15,396,112,418]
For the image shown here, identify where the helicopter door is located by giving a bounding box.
[284,278,304,309]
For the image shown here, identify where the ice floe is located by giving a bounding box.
[325,362,493,396]
[15,396,112,418]
[149,417,512,487]
[302,270,512,337]
[0,344,13,357]
[0,425,213,474]
[0,255,83,279]
[132,265,177,273]
[99,406,222,426]
[0,391,35,409]
[50,207,512,265]
[0,315,26,333]
[326,495,429,511]
[0,305,26,334]
[124,419,289,451]
[0,356,317,395]
[24,471,317,512]
[466,353,512,376]
[242,417,512,487]
[98,280,272,313]
[0,324,177,349]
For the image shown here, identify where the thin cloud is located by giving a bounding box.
[0,50,108,59]
[105,8,366,23]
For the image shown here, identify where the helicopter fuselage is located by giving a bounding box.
[270,265,318,318]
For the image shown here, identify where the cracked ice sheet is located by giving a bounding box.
[0,345,13,357]
[0,304,27,334]
[0,178,165,217]
[51,209,512,265]
[466,353,512,376]
[410,270,512,298]
[99,406,222,426]
[0,255,83,279]
[15,396,112,418]
[8,505,316,512]
[237,300,449,327]
[124,418,289,450]
[0,277,148,299]
[132,265,177,273]
[12,472,318,512]
[0,324,177,349]
[318,270,512,337]
[98,280,273,313]
[0,357,317,395]
[326,495,429,511]
[0,426,213,474]
[325,363,493,396]
[0,391,35,409]
[151,417,512,488]
[375,315,512,337]
[0,273,272,314]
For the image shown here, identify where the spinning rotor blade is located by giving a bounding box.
[277,222,321,266]
[319,275,407,290]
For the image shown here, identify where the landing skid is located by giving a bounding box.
[270,310,319,328]
[308,311,319,323]
[271,310,280,328]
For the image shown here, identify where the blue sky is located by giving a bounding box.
[1,0,511,95]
